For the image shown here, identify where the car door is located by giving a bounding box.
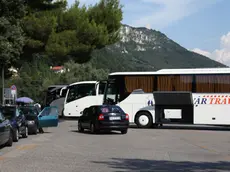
[85,107,93,128]
[0,112,5,145]
[81,108,89,128]
[38,106,58,128]
[16,109,23,131]
[90,106,97,124]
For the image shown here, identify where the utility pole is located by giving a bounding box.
[2,67,4,105]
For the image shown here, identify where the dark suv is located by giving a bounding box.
[2,105,28,142]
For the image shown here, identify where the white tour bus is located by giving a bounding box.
[63,81,106,117]
[103,68,230,128]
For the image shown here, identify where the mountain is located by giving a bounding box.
[90,24,226,72]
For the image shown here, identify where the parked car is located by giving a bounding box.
[78,105,129,134]
[19,106,59,134]
[0,106,13,147]
[2,105,28,142]
[19,106,40,135]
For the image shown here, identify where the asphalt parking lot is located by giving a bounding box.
[0,120,230,172]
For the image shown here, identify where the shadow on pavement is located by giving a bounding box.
[129,125,230,132]
[61,118,230,132]
[59,117,78,121]
[70,130,121,135]
[91,158,230,172]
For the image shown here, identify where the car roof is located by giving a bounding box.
[19,106,35,108]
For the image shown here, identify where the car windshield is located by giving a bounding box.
[20,107,38,116]
[2,107,15,119]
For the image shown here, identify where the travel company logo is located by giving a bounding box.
[193,95,230,105]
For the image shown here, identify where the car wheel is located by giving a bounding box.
[90,123,98,134]
[13,129,19,142]
[121,129,128,134]
[136,112,153,128]
[78,122,84,132]
[22,126,28,138]
[6,130,13,147]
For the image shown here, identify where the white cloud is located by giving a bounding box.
[131,0,221,30]
[192,48,211,57]
[192,32,230,66]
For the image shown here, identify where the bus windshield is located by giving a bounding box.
[103,81,118,105]
[104,76,133,105]
[65,83,96,103]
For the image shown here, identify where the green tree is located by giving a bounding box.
[0,0,26,71]
[21,0,123,65]
[59,60,109,84]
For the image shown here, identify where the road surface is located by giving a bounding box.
[0,120,230,172]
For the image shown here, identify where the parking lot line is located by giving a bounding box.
[0,144,38,160]
[16,144,38,150]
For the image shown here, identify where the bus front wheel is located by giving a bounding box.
[135,112,153,128]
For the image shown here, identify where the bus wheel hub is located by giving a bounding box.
[139,115,149,126]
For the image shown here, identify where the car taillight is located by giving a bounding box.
[125,114,129,120]
[98,114,104,120]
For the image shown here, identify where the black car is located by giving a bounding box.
[2,105,28,142]
[0,107,13,147]
[78,105,129,134]
[19,106,40,135]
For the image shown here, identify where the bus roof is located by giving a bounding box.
[48,85,68,88]
[69,81,97,86]
[109,67,230,75]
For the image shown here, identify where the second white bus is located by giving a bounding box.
[63,81,106,117]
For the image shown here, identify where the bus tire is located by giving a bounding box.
[135,111,153,128]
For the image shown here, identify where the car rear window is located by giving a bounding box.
[20,107,38,116]
[100,106,124,113]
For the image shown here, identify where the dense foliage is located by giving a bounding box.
[0,0,26,70]
[21,0,123,65]
[1,0,123,102]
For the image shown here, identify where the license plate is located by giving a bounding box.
[109,116,121,120]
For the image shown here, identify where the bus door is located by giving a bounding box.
[153,91,194,124]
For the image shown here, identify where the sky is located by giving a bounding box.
[67,0,230,66]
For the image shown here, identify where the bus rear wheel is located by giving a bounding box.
[135,112,153,128]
